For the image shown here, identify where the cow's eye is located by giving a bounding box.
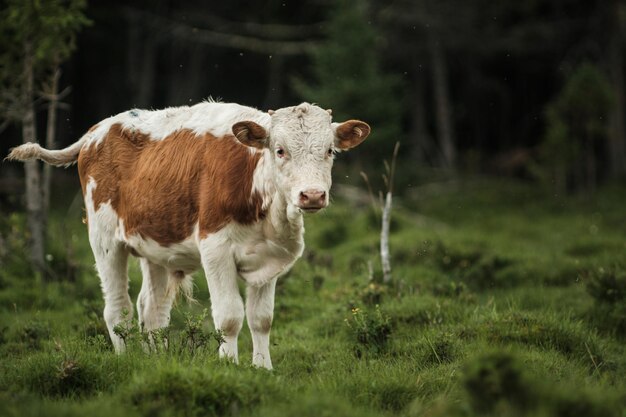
[276,147,285,158]
[327,148,333,157]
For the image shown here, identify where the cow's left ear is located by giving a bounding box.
[232,121,268,149]
[333,120,371,151]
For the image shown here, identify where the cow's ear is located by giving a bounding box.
[333,120,371,151]
[232,121,268,149]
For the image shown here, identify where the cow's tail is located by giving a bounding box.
[168,273,196,305]
[5,136,87,167]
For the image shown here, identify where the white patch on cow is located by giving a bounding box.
[121,222,201,275]
[250,148,276,211]
[85,101,271,146]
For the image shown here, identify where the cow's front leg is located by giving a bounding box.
[201,240,244,363]
[246,278,277,369]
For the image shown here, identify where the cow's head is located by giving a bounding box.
[233,103,370,213]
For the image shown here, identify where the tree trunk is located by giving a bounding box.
[608,0,626,177]
[22,41,46,277]
[429,34,456,172]
[410,70,430,164]
[43,67,61,225]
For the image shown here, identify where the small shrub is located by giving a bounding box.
[17,351,123,397]
[112,309,224,355]
[112,314,143,349]
[463,351,536,413]
[586,267,626,305]
[358,282,387,305]
[585,267,626,336]
[423,333,457,365]
[345,305,392,357]
[19,319,51,350]
[179,309,224,356]
[432,242,515,290]
[0,213,35,281]
[431,281,475,302]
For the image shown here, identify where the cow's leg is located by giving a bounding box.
[246,278,277,370]
[201,239,244,363]
[137,259,175,333]
[89,232,132,353]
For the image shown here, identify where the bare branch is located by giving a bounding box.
[173,11,324,40]
[381,191,393,284]
[381,142,400,284]
[123,8,318,56]
[389,142,401,194]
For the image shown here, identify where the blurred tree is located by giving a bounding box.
[0,0,90,278]
[379,0,482,173]
[381,0,610,176]
[541,63,613,194]
[606,0,626,177]
[293,0,403,161]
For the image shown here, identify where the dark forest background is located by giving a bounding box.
[2,0,625,192]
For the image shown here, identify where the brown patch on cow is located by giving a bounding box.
[252,316,273,334]
[77,123,265,246]
[335,120,371,150]
[220,317,243,337]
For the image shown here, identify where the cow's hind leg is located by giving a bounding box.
[90,238,132,353]
[137,259,177,333]
[246,278,277,370]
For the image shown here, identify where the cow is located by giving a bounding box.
[7,101,370,369]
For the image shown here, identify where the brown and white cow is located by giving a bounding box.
[7,101,370,369]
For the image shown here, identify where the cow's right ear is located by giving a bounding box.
[333,120,371,151]
[232,121,268,149]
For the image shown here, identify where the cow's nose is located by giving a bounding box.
[298,189,326,211]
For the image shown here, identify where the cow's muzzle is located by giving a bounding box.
[298,189,327,212]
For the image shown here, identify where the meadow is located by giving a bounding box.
[0,178,625,417]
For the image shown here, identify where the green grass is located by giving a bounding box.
[1,178,625,416]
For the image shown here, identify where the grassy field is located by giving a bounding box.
[0,178,625,417]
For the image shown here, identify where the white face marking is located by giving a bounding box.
[267,103,335,210]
